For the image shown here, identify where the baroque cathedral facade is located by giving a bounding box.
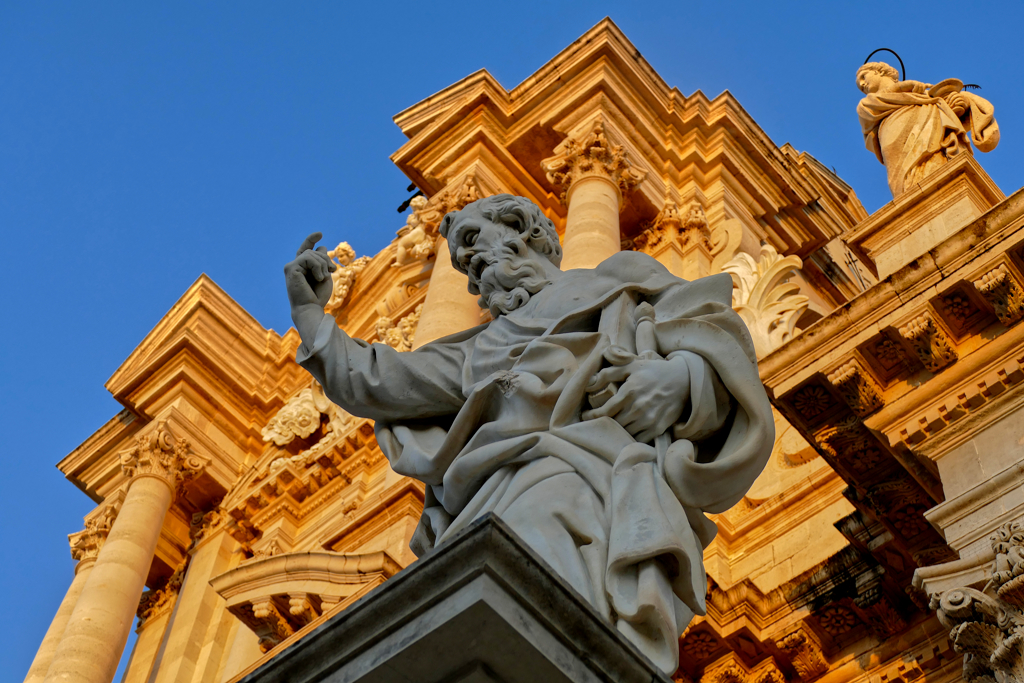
[26,19,1024,683]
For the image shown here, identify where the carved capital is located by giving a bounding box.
[137,560,186,626]
[973,262,1024,326]
[929,524,1024,681]
[775,627,828,681]
[898,312,957,372]
[541,119,646,204]
[120,421,205,494]
[68,498,120,566]
[633,200,711,253]
[827,359,883,417]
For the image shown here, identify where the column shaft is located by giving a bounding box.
[44,476,173,683]
[412,237,482,348]
[23,560,96,683]
[560,176,622,271]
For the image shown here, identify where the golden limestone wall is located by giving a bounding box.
[32,17,1024,683]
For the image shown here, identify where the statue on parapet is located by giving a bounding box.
[856,61,999,197]
[282,195,774,673]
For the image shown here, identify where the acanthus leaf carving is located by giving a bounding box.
[723,244,809,358]
[827,359,884,417]
[973,263,1024,326]
[775,627,828,681]
[898,311,957,372]
[929,523,1024,682]
[137,559,187,626]
[249,597,295,653]
[68,498,121,565]
[540,118,646,204]
[120,422,204,492]
[633,200,712,254]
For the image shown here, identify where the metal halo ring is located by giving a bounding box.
[863,48,905,81]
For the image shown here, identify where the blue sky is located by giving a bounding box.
[4,1,1023,677]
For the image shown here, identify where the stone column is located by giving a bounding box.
[412,236,482,348]
[542,119,646,271]
[23,516,114,683]
[410,175,487,349]
[44,423,204,683]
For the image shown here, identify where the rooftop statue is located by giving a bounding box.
[283,194,774,673]
[856,61,999,197]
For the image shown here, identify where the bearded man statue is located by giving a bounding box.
[856,61,1000,197]
[283,194,774,673]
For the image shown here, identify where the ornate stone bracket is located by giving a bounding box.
[973,262,1024,326]
[249,596,296,653]
[928,523,1024,682]
[897,311,957,373]
[699,653,785,683]
[827,359,884,417]
[774,627,828,681]
[540,118,646,204]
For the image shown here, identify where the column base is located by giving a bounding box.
[237,515,672,683]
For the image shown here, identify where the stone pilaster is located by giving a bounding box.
[43,422,205,683]
[541,119,646,270]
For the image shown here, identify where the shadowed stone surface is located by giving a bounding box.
[239,515,672,683]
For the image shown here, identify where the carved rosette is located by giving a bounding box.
[898,312,957,372]
[930,523,1024,682]
[120,422,205,493]
[973,263,1024,326]
[827,359,883,417]
[775,628,828,681]
[540,119,646,204]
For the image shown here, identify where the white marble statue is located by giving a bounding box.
[856,61,999,197]
[283,195,774,673]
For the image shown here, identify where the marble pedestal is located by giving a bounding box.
[239,515,672,683]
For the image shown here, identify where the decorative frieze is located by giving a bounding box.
[540,118,646,204]
[973,262,1024,326]
[120,422,205,492]
[929,523,1024,682]
[827,359,883,416]
[897,312,957,372]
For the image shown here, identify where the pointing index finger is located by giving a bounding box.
[297,232,323,257]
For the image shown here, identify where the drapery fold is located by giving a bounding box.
[298,251,774,673]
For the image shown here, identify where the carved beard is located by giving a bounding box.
[472,234,552,317]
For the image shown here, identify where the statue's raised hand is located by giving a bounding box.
[284,232,337,310]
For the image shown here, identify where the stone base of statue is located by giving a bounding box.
[238,514,673,683]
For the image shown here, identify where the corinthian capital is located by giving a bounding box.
[541,119,646,204]
[68,497,121,565]
[120,421,205,493]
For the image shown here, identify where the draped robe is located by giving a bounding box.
[857,78,999,197]
[297,251,774,673]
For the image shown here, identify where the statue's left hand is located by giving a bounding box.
[582,355,690,444]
